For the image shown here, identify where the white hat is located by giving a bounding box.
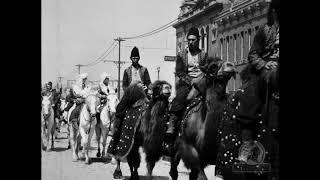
[100,72,111,81]
[78,73,88,80]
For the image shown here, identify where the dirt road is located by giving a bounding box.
[41,125,217,180]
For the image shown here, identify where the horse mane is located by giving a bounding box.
[122,83,146,108]
[141,80,171,162]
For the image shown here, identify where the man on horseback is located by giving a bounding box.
[69,73,91,126]
[166,27,208,136]
[107,47,151,176]
[42,81,60,124]
[98,72,112,106]
[217,0,279,179]
[63,88,76,113]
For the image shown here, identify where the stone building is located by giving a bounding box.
[173,0,270,92]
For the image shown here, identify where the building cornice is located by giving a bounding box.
[215,0,268,26]
[173,1,223,28]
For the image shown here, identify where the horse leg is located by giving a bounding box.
[79,126,90,164]
[85,123,95,164]
[95,123,101,158]
[127,141,140,180]
[146,160,156,180]
[180,142,208,180]
[69,124,79,161]
[101,125,110,159]
[170,153,180,180]
[113,160,123,179]
[51,124,55,149]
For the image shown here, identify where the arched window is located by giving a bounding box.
[220,38,223,59]
[248,28,252,50]
[226,36,229,61]
[205,26,209,53]
[234,34,237,62]
[201,28,205,50]
[240,31,244,61]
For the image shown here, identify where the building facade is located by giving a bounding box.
[173,0,269,92]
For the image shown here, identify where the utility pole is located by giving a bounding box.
[156,67,160,80]
[114,37,126,99]
[58,76,63,93]
[75,64,83,74]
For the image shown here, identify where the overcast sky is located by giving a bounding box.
[42,0,182,88]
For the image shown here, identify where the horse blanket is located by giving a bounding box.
[108,100,148,160]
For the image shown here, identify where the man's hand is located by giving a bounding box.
[264,61,278,70]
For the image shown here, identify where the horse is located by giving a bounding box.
[41,95,56,151]
[111,81,174,180]
[95,88,119,160]
[69,91,100,164]
[176,58,237,180]
[59,98,71,149]
[214,62,280,180]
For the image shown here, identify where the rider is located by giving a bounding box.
[42,82,60,119]
[69,73,90,126]
[107,46,151,155]
[63,88,76,113]
[166,27,209,136]
[98,72,112,105]
[236,0,279,179]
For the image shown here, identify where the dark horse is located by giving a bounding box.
[112,80,177,180]
[213,60,279,180]
[176,57,237,180]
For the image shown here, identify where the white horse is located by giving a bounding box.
[95,88,119,160]
[69,92,100,164]
[41,95,56,151]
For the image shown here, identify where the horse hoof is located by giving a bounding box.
[113,169,123,179]
[67,144,71,149]
[96,152,101,158]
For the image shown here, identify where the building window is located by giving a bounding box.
[234,34,237,63]
[226,36,229,61]
[248,29,252,50]
[240,31,244,61]
[205,26,209,53]
[201,28,205,51]
[220,38,223,59]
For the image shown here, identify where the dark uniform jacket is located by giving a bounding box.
[170,48,208,112]
[122,64,151,91]
[248,23,279,74]
[175,48,208,88]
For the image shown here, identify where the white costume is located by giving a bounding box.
[99,72,112,95]
[72,73,91,98]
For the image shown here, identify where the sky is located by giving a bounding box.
[41,0,182,91]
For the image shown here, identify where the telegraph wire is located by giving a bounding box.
[83,42,118,67]
[122,18,178,40]
[82,41,116,66]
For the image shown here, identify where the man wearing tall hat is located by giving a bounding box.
[107,46,151,156]
[166,27,209,137]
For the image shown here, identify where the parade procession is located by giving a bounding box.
[41,0,279,180]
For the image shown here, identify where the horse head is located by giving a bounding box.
[150,80,172,102]
[85,93,100,118]
[106,89,119,116]
[42,95,52,118]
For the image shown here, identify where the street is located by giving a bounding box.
[41,125,217,180]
